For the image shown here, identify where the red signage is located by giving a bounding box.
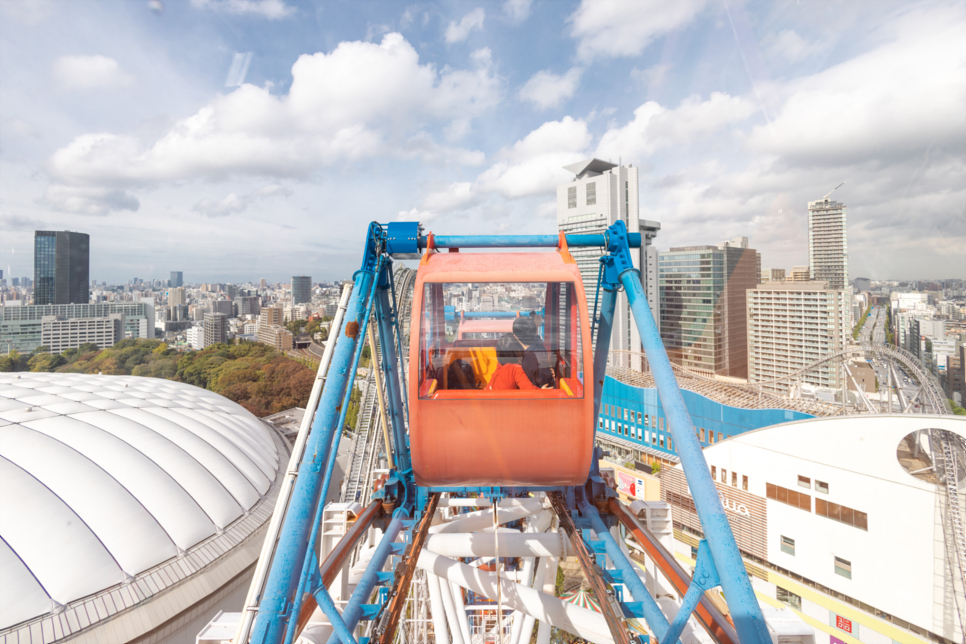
[617,471,636,497]
[835,615,853,633]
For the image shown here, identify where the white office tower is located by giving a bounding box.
[557,159,660,371]
[807,197,848,290]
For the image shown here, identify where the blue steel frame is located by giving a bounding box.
[250,221,769,644]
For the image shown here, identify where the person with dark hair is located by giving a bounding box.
[486,334,552,390]
[512,316,556,388]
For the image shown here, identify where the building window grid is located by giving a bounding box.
[766,482,811,512]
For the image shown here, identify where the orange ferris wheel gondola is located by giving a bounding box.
[408,235,595,487]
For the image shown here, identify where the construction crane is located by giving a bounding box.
[233,221,773,644]
[823,181,845,200]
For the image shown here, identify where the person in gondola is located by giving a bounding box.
[512,315,556,388]
[487,334,553,390]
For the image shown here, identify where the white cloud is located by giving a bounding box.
[536,200,556,219]
[0,213,46,231]
[192,183,292,217]
[445,8,485,43]
[747,6,966,167]
[596,92,757,161]
[423,182,478,211]
[190,0,294,19]
[630,63,671,88]
[761,30,829,64]
[43,184,139,215]
[569,0,706,61]
[52,55,134,90]
[44,33,499,213]
[399,116,592,221]
[503,0,532,25]
[519,67,582,110]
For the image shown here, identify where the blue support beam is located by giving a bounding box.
[325,511,409,644]
[591,287,617,423]
[251,228,382,644]
[662,540,721,644]
[605,220,771,644]
[375,285,411,473]
[416,233,642,250]
[577,501,675,644]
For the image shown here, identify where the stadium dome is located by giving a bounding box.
[0,372,290,643]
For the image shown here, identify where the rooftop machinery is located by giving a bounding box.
[239,221,772,644]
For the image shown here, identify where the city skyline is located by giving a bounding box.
[1,1,963,284]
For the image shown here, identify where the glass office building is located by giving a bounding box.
[33,231,90,305]
[659,239,758,378]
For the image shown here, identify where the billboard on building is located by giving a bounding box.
[661,466,768,560]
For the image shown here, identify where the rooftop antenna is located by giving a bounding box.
[823,181,845,200]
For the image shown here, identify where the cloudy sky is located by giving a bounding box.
[1,0,963,284]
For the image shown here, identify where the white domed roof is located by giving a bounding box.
[0,372,284,632]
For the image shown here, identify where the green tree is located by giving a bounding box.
[28,352,66,372]
[0,350,29,372]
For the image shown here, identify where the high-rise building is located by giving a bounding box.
[203,312,228,346]
[170,271,183,288]
[257,307,291,349]
[659,237,758,378]
[292,276,312,305]
[556,159,660,371]
[260,278,267,289]
[169,287,186,307]
[186,325,204,350]
[747,281,850,394]
[761,268,786,282]
[234,295,261,317]
[34,230,90,305]
[258,307,283,330]
[258,324,293,351]
[808,197,848,290]
[209,300,234,317]
[790,266,810,282]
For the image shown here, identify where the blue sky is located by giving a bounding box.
[1,0,963,284]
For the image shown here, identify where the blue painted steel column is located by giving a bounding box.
[578,501,674,644]
[324,510,409,644]
[591,287,617,423]
[614,243,770,644]
[251,268,376,644]
[662,540,720,644]
[375,285,411,473]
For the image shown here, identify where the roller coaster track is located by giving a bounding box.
[614,339,949,415]
[342,265,417,505]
